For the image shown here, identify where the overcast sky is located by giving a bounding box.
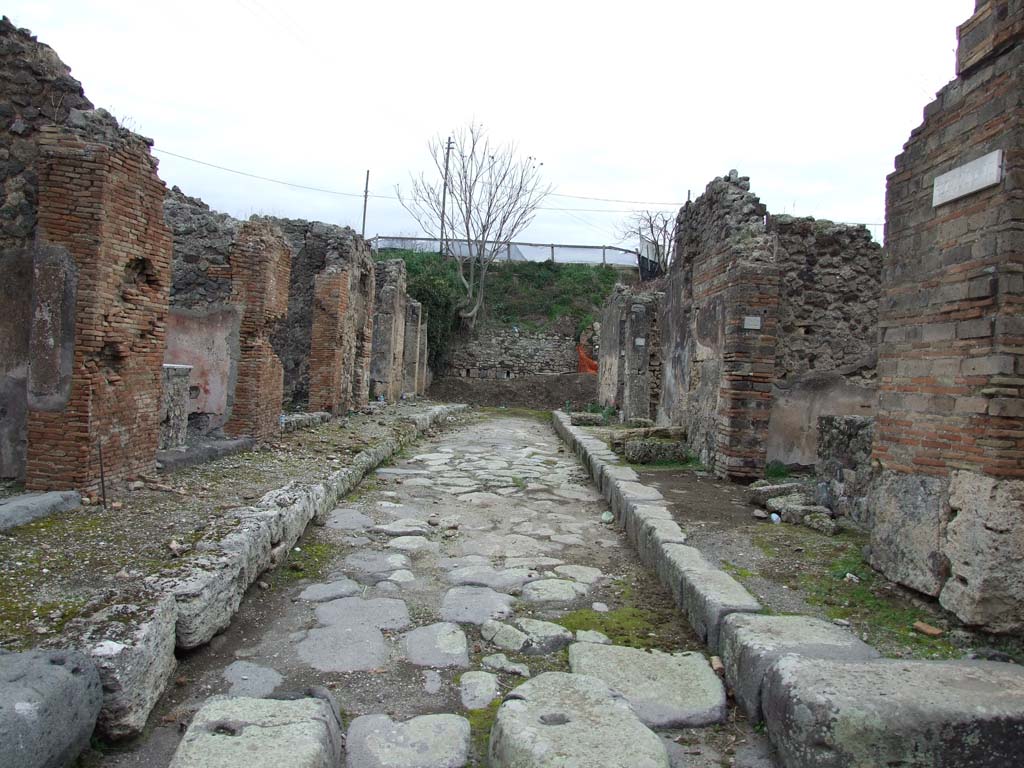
[10,1,972,248]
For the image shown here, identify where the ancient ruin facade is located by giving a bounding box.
[867,0,1024,633]
[402,300,423,396]
[270,219,376,412]
[446,328,579,380]
[0,20,173,491]
[598,286,664,422]
[657,172,881,480]
[370,259,408,400]
[163,190,291,441]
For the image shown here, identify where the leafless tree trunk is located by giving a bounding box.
[619,210,677,272]
[397,122,551,328]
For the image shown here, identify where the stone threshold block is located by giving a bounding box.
[719,614,880,723]
[169,695,342,768]
[346,713,470,768]
[763,656,1024,768]
[567,643,726,727]
[489,672,669,768]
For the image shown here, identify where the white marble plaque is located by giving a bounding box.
[743,315,762,330]
[634,337,646,347]
[932,150,1004,207]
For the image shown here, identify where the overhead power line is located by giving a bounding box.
[151,148,681,213]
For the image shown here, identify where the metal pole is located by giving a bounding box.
[439,137,452,256]
[550,244,555,263]
[602,246,606,266]
[361,170,370,237]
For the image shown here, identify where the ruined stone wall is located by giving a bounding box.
[270,219,375,411]
[658,172,882,477]
[160,364,191,449]
[417,316,430,395]
[0,18,92,479]
[815,415,874,528]
[597,287,663,421]
[597,288,627,408]
[402,300,422,396]
[868,0,1024,633]
[25,117,172,491]
[658,172,779,480]
[446,328,578,380]
[370,259,408,401]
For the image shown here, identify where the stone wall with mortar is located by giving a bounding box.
[0,18,93,480]
[160,364,191,449]
[402,300,422,396]
[814,415,875,527]
[868,0,1024,633]
[269,219,376,411]
[446,328,578,380]
[370,259,408,401]
[658,172,881,477]
[597,286,663,421]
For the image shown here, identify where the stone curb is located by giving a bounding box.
[55,403,466,742]
[0,490,81,532]
[550,411,1024,766]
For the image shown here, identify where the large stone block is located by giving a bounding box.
[867,470,950,596]
[489,672,668,768]
[719,613,879,723]
[762,657,1024,768]
[169,695,342,768]
[939,471,1024,633]
[0,649,102,768]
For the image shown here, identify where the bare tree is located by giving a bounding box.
[618,210,677,272]
[397,122,551,328]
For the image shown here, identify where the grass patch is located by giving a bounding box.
[765,460,790,481]
[466,698,502,758]
[722,561,755,580]
[555,606,666,649]
[273,533,341,583]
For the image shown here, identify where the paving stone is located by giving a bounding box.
[459,671,500,709]
[327,509,373,531]
[297,625,389,673]
[422,670,442,694]
[488,672,668,768]
[482,654,530,678]
[346,713,469,768]
[480,620,529,652]
[387,536,438,553]
[520,579,589,604]
[763,657,1024,768]
[568,643,725,727]
[314,597,410,630]
[373,519,431,536]
[503,556,563,569]
[438,555,490,571]
[440,587,516,625]
[403,623,469,668]
[169,695,342,768]
[575,629,611,644]
[719,614,881,722]
[0,649,102,768]
[385,569,416,584]
[553,564,604,584]
[550,533,585,546]
[223,661,283,698]
[591,602,609,612]
[343,552,412,576]
[298,578,361,602]
[514,618,574,655]
[446,565,541,592]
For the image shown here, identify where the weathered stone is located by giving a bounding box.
[169,695,342,768]
[765,493,809,514]
[0,649,102,768]
[0,491,80,532]
[514,619,574,655]
[459,671,500,709]
[373,519,431,536]
[314,597,410,630]
[748,483,806,507]
[763,657,1024,768]
[327,509,373,531]
[298,578,360,602]
[802,512,837,536]
[346,713,470,768]
[488,672,668,768]
[569,412,604,426]
[520,579,588,604]
[403,623,469,668]
[568,643,725,727]
[343,551,412,577]
[480,620,529,652]
[387,535,438,553]
[939,472,1024,633]
[575,629,611,644]
[297,625,389,673]
[552,564,604,584]
[440,587,516,625]
[445,565,540,592]
[719,614,880,722]
[223,660,283,698]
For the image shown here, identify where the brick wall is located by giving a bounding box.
[222,222,290,440]
[25,120,172,492]
[868,0,1024,633]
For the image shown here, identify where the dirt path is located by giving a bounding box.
[91,413,773,767]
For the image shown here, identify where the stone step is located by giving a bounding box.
[763,657,1024,768]
[168,695,342,768]
[489,672,669,768]
[346,713,470,768]
[567,642,726,728]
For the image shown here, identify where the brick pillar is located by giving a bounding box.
[25,127,172,492]
[223,221,289,440]
[869,0,1024,633]
[308,265,351,413]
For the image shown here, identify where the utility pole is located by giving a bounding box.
[361,170,370,237]
[439,136,453,257]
